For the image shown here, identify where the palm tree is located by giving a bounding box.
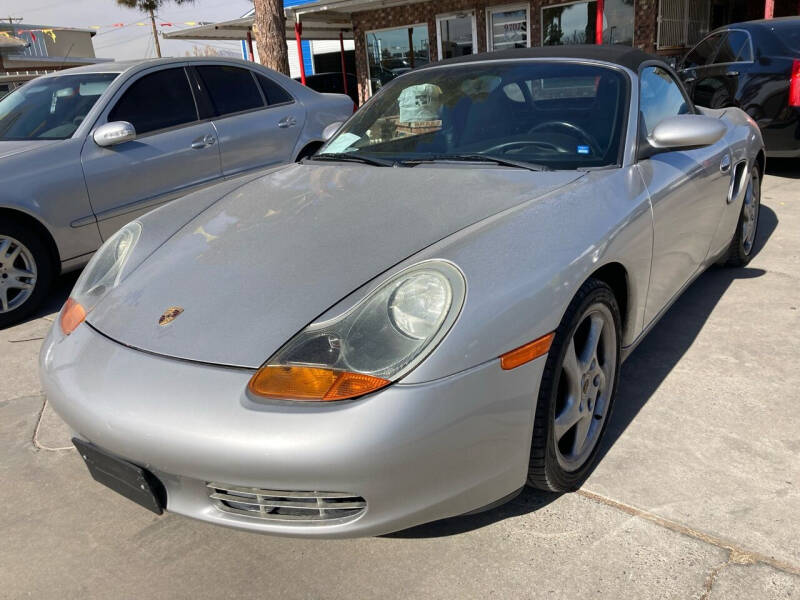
[115,0,194,58]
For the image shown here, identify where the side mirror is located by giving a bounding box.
[93,121,136,147]
[640,114,726,159]
[322,121,344,141]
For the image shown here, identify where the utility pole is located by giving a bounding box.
[3,17,23,25]
[148,8,161,58]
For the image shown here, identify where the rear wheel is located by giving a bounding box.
[527,279,621,492]
[718,169,761,267]
[0,220,54,328]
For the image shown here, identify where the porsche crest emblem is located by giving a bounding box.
[158,306,184,326]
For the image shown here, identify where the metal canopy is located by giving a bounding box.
[163,14,353,42]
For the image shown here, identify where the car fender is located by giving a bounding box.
[0,139,102,268]
[311,167,653,384]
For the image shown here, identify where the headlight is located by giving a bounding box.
[60,222,141,335]
[248,260,465,401]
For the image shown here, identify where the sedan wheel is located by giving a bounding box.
[528,278,621,492]
[0,235,38,314]
[0,221,54,329]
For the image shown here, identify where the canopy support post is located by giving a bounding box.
[596,0,604,44]
[246,30,254,61]
[295,21,306,85]
[340,30,349,98]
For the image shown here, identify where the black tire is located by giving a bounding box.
[527,278,621,492]
[718,169,761,268]
[0,219,55,329]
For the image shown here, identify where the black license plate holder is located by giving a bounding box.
[73,438,165,515]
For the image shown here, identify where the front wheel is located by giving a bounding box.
[0,220,54,329]
[527,279,621,492]
[718,169,761,267]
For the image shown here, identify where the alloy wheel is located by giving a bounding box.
[552,303,617,471]
[741,172,760,256]
[0,235,38,314]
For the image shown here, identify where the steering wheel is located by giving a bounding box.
[483,140,565,155]
[528,121,603,156]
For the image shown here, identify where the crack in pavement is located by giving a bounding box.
[578,489,800,582]
[32,397,74,452]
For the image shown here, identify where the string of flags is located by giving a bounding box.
[89,21,212,30]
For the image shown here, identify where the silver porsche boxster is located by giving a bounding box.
[40,45,764,538]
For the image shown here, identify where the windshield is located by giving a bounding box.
[0,73,118,141]
[319,62,629,170]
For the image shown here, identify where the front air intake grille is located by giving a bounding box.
[207,483,366,524]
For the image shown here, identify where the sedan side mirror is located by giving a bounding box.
[322,121,344,141]
[93,121,136,147]
[639,114,726,159]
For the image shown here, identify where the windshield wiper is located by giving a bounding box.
[306,153,398,167]
[402,153,551,172]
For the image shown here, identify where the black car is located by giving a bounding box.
[678,16,800,157]
[295,72,358,105]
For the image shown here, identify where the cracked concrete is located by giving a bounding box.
[1,168,799,598]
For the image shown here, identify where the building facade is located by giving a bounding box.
[288,0,799,104]
[0,24,108,95]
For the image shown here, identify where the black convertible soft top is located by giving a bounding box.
[420,44,663,73]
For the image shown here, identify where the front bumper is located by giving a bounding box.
[40,323,544,538]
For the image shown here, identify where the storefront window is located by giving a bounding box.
[602,0,635,45]
[486,4,530,51]
[542,0,633,46]
[366,25,430,95]
[437,12,477,60]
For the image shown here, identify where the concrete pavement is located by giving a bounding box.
[1,165,799,599]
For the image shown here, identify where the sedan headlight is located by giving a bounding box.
[248,260,465,401]
[60,222,141,335]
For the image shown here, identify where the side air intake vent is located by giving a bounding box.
[207,483,366,524]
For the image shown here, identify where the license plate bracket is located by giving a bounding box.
[73,438,165,515]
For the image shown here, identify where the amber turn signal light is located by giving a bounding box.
[60,298,87,336]
[500,332,555,370]
[248,365,390,401]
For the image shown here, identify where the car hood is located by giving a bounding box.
[89,163,583,368]
[0,139,60,160]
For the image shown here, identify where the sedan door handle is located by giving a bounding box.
[725,71,739,77]
[191,134,216,149]
[683,76,696,84]
[277,116,297,128]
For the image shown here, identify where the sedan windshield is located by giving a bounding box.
[0,73,118,140]
[319,62,629,170]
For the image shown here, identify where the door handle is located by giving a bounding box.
[725,71,739,77]
[277,116,297,128]
[683,76,696,83]
[191,134,216,149]
[720,154,732,173]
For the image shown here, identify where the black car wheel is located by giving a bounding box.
[527,278,621,492]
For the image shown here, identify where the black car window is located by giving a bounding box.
[683,33,723,69]
[640,66,691,138]
[257,74,294,105]
[714,31,752,64]
[109,68,197,135]
[194,66,265,116]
